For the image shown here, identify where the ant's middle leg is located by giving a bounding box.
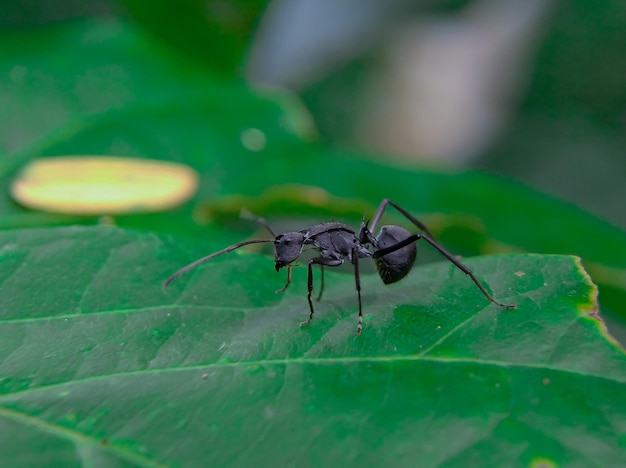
[316,265,325,301]
[301,257,342,328]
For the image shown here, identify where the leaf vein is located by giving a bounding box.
[1,355,624,401]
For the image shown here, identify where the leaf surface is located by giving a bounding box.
[0,227,624,466]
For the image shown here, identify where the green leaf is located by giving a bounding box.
[1,226,625,465]
[0,18,311,157]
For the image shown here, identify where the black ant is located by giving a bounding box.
[164,199,515,335]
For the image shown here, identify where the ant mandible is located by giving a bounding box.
[163,199,515,335]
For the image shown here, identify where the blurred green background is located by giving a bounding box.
[2,0,624,229]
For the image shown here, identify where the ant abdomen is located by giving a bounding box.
[374,225,417,284]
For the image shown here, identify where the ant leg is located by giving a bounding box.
[316,265,324,301]
[301,258,342,328]
[352,247,364,336]
[275,265,292,293]
[374,234,515,310]
[369,199,435,239]
[418,235,515,309]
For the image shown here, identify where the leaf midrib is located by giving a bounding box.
[0,304,242,324]
[1,354,625,404]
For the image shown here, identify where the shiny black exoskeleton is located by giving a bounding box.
[164,199,515,335]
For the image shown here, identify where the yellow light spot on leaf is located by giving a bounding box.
[11,156,198,215]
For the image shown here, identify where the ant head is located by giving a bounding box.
[274,231,306,271]
[374,225,417,284]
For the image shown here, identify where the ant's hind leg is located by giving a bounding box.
[375,233,515,310]
[369,199,435,239]
[418,236,516,309]
[352,248,364,336]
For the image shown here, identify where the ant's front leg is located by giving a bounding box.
[275,265,292,293]
[301,257,342,328]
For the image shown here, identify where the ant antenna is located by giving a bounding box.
[240,208,276,237]
[163,239,274,290]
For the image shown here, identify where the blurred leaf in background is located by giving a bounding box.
[482,0,626,230]
[248,0,626,230]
